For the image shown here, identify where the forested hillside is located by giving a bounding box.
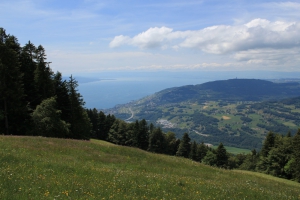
[106,80,300,149]
[0,28,90,139]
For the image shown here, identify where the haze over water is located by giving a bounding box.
[77,71,300,109]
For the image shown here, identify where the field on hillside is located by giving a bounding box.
[0,136,300,199]
[110,98,300,150]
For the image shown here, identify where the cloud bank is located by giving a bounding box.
[109,18,300,54]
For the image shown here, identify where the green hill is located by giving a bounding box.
[105,79,300,149]
[1,136,299,199]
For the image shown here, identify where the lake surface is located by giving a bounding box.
[76,71,300,109]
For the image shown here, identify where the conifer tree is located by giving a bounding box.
[216,143,228,167]
[0,28,27,135]
[165,131,179,155]
[34,45,54,104]
[196,142,208,162]
[148,127,166,153]
[102,114,116,140]
[53,72,71,123]
[67,75,91,139]
[108,119,129,145]
[137,119,149,150]
[176,133,191,158]
[261,131,275,157]
[189,141,197,160]
[19,41,38,109]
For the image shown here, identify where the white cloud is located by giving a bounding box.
[109,18,300,55]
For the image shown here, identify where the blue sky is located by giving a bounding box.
[1,0,300,74]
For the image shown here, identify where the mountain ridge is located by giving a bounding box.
[104,79,300,149]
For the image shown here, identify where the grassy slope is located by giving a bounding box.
[0,136,299,200]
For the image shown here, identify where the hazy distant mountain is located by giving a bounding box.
[105,79,300,149]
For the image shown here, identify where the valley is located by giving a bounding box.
[104,79,300,150]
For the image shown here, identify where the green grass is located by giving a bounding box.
[211,145,252,154]
[224,146,252,154]
[1,136,300,199]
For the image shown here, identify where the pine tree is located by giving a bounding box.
[189,141,197,160]
[216,143,228,168]
[19,41,38,109]
[137,119,149,150]
[176,133,191,158]
[108,119,129,145]
[67,75,91,139]
[165,131,179,155]
[261,131,275,157]
[97,111,108,140]
[148,127,166,153]
[196,142,208,162]
[102,114,116,140]
[34,45,54,104]
[53,72,71,123]
[0,28,27,135]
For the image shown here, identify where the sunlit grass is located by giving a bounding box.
[0,136,299,199]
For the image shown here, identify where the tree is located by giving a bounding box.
[202,150,217,166]
[196,142,208,162]
[34,45,54,104]
[138,119,149,150]
[0,28,27,135]
[102,114,116,140]
[53,72,71,123]
[108,119,131,145]
[31,97,69,137]
[189,141,197,160]
[67,75,91,139]
[261,131,275,157]
[292,129,300,182]
[148,127,166,153]
[216,143,228,168]
[19,41,38,109]
[165,131,179,155]
[176,133,191,158]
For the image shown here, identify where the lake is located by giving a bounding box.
[76,71,300,109]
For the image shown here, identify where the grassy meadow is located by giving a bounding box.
[0,136,300,200]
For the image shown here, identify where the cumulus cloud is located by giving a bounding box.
[109,18,300,54]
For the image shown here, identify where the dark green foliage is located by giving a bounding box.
[176,133,191,158]
[216,143,228,168]
[34,45,54,104]
[195,142,208,162]
[19,41,38,109]
[202,151,217,166]
[164,132,180,155]
[240,116,252,123]
[67,75,91,139]
[0,28,91,140]
[189,141,197,160]
[148,127,166,154]
[292,129,300,182]
[108,119,130,145]
[0,28,27,135]
[53,72,71,123]
[261,131,275,157]
[31,97,69,137]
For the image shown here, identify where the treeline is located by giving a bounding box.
[88,108,300,182]
[236,130,300,182]
[0,28,91,139]
[87,108,235,168]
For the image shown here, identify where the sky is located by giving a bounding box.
[1,0,300,74]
